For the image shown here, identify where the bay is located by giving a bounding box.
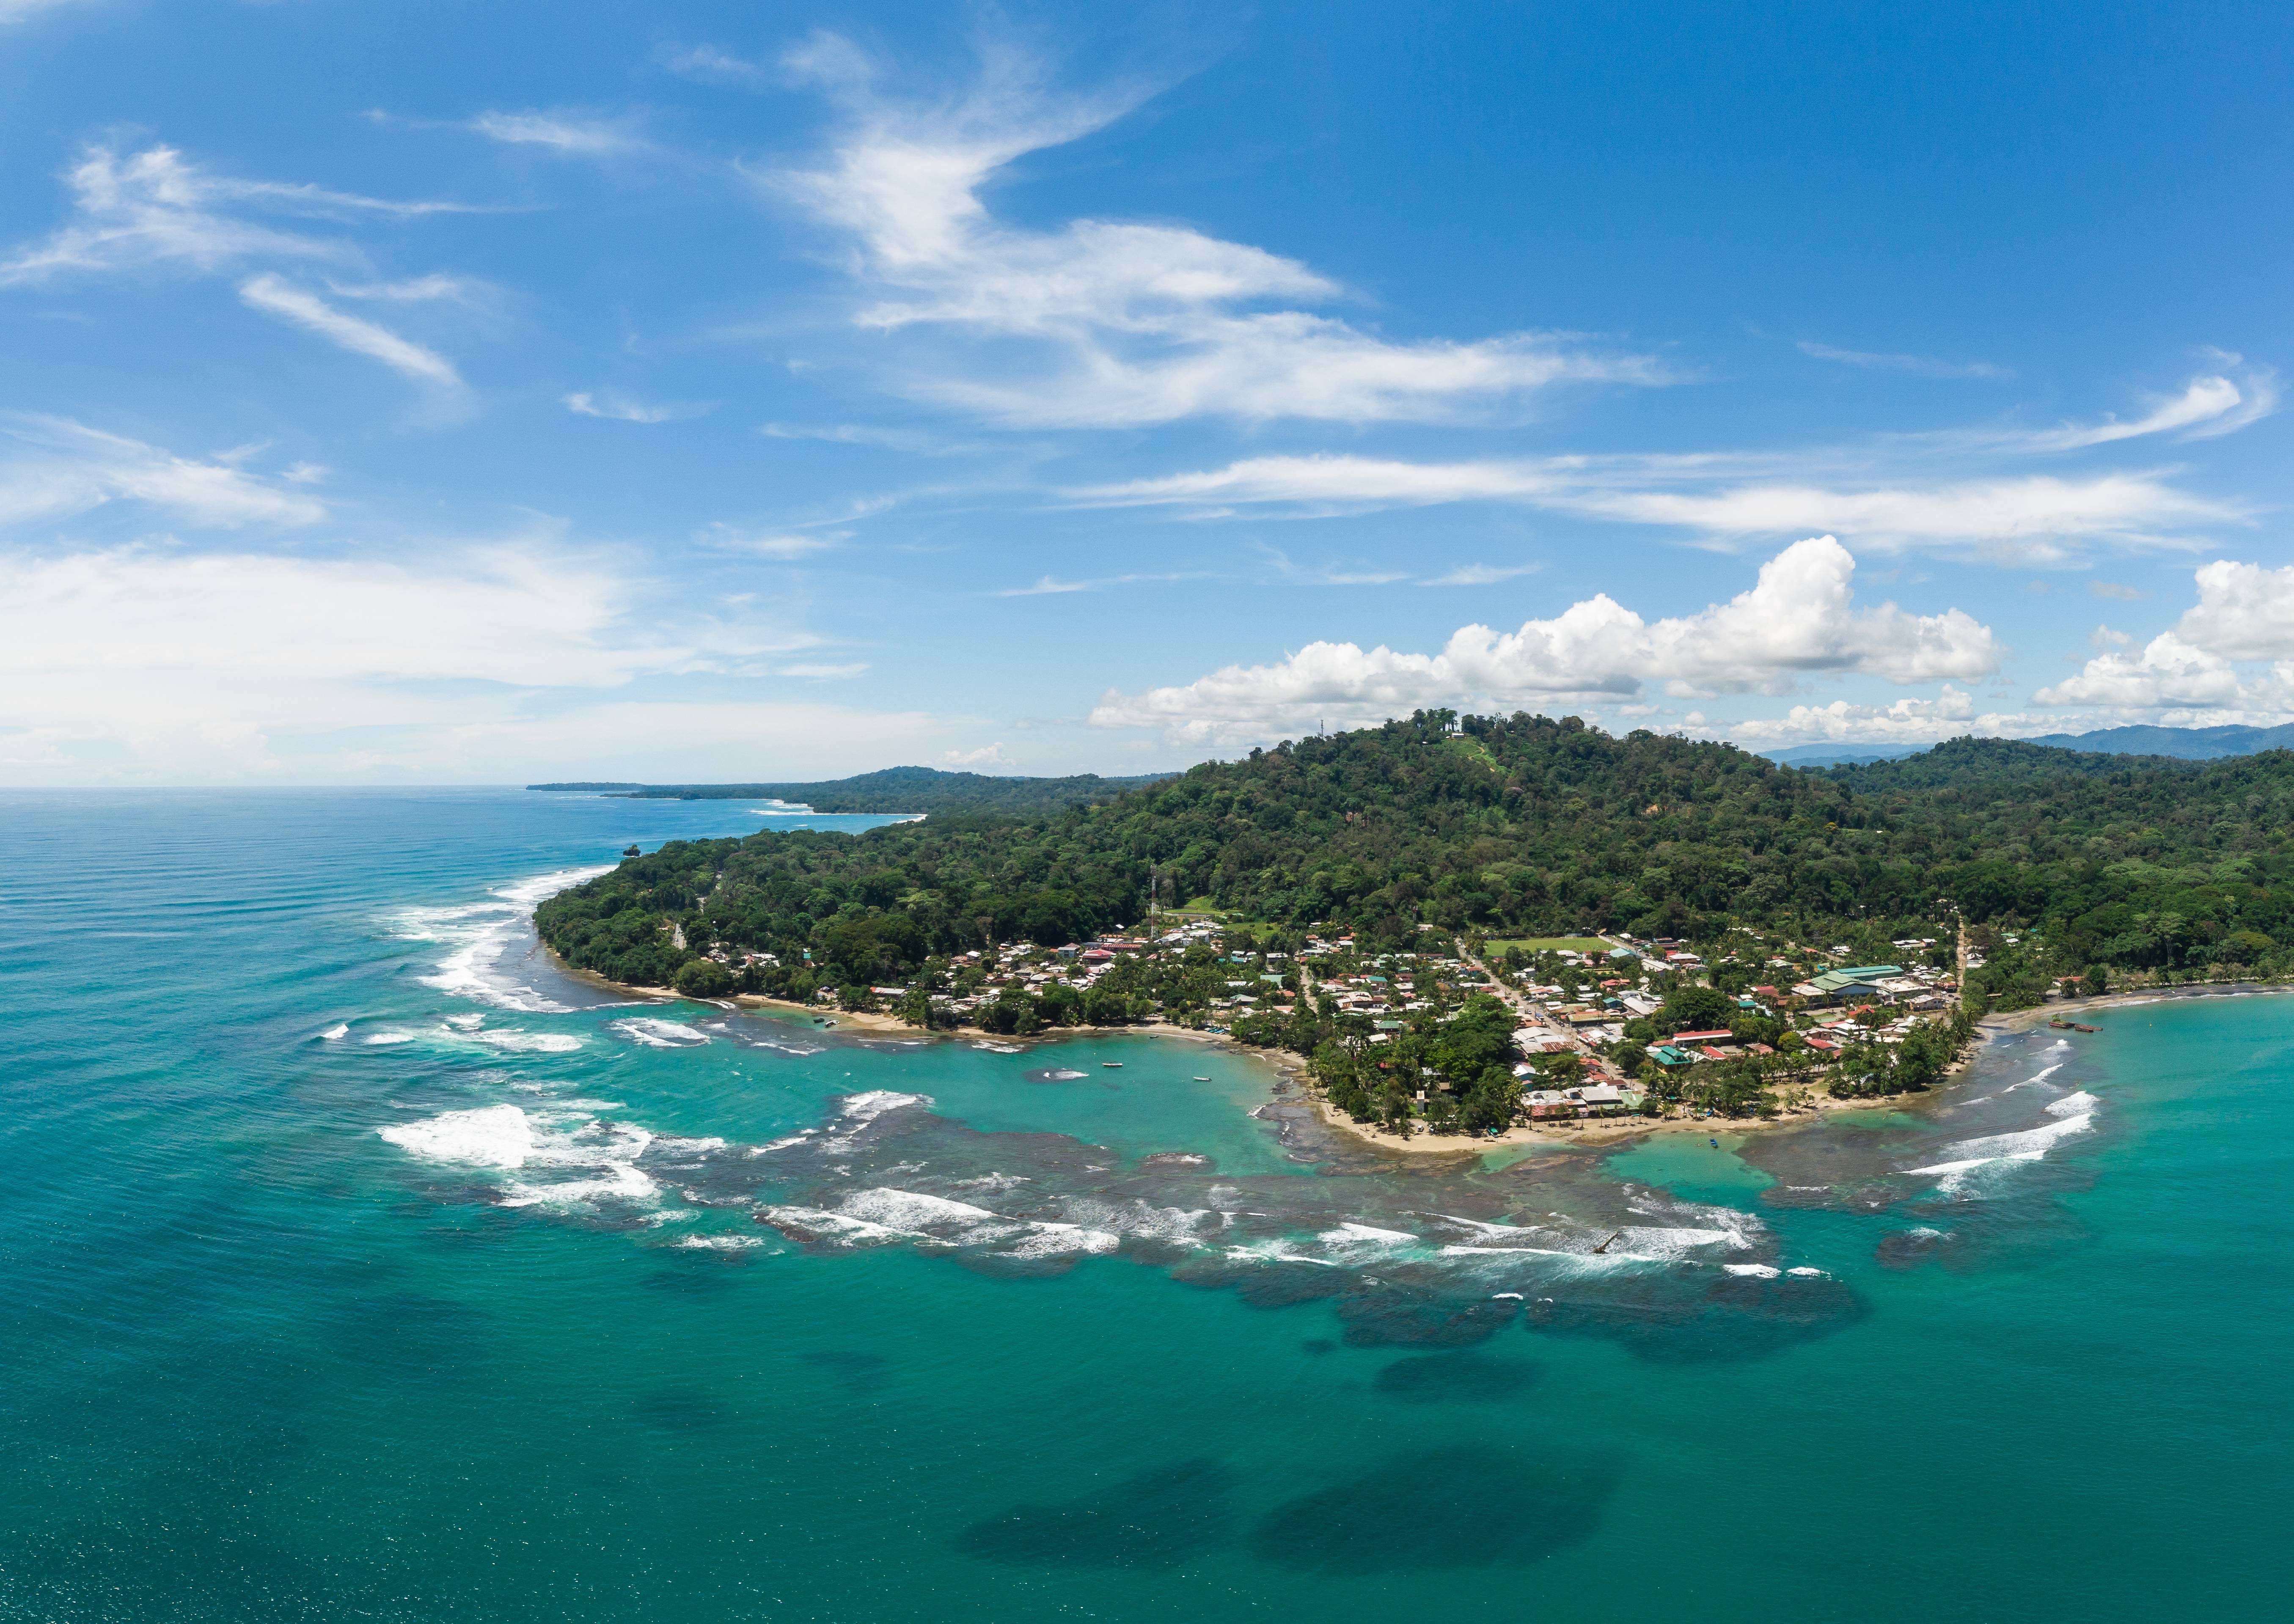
[1,788,2283,1621]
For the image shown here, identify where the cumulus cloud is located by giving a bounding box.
[0,143,479,285]
[240,274,462,389]
[769,36,1667,426]
[1090,536,2000,745]
[2038,558,2294,715]
[0,415,325,529]
[1076,451,2236,557]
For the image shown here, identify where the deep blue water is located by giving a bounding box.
[1,789,2284,1621]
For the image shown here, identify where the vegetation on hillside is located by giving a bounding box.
[535,711,2294,1004]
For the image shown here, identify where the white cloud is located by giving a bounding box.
[770,38,1667,426]
[564,391,711,423]
[0,415,325,528]
[942,742,1014,767]
[1076,451,2236,557]
[2037,558,2294,715]
[0,0,93,24]
[1723,687,1988,745]
[1090,536,2001,745]
[0,143,479,286]
[1420,562,1542,586]
[1983,367,2279,453]
[0,539,941,782]
[326,272,492,305]
[690,522,841,558]
[657,42,768,85]
[239,274,462,389]
[778,662,870,679]
[1797,341,2008,379]
[469,110,645,156]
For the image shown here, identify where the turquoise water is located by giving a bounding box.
[2,789,2285,1621]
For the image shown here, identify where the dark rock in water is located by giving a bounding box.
[1374,1352,1542,1404]
[1525,1270,1867,1364]
[631,1390,731,1431]
[1338,1292,1521,1347]
[959,1458,1237,1568]
[1250,1445,1619,1572]
[1876,1227,1947,1270]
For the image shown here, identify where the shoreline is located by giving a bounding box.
[1977,976,2294,1039]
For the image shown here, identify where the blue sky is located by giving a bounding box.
[3,0,2289,783]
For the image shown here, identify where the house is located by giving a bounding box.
[1672,1028,1736,1048]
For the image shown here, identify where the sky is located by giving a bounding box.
[3,0,2291,784]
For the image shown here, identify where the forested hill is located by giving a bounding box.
[534,712,2294,995]
[528,766,1172,814]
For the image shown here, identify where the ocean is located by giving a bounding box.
[1,787,2284,1622]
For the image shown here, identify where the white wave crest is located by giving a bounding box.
[392,864,609,1013]
[378,1103,659,1209]
[469,1028,583,1053]
[609,1017,710,1049]
[379,1104,532,1168]
[319,1023,349,1041]
[1903,1099,2096,1193]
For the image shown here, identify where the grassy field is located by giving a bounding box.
[1485,936,1615,955]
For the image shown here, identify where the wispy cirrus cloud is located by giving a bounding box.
[1797,340,2008,379]
[0,143,483,285]
[0,414,326,529]
[240,274,462,390]
[564,391,711,423]
[656,42,768,85]
[468,110,647,156]
[1091,536,2001,746]
[767,35,1670,427]
[1074,451,2237,559]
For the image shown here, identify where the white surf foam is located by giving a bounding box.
[608,1017,711,1049]
[378,1103,660,1209]
[392,864,610,1014]
[379,1104,534,1168]
[319,1023,349,1041]
[363,1030,417,1046]
[469,1028,583,1053]
[1725,1262,1781,1278]
[1903,1097,2096,1193]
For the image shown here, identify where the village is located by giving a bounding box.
[697,906,1991,1127]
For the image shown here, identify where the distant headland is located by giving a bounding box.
[528,765,1175,817]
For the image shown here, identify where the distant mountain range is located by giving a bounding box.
[1763,723,2294,770]
[2016,723,2294,759]
[529,765,1174,815]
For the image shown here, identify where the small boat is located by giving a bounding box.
[1193,1075,1211,1082]
[1102,1061,1123,1068]
[1709,1138,1720,1148]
